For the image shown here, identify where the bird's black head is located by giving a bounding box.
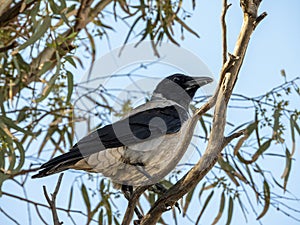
[152,74,213,109]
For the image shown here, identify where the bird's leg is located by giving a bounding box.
[121,185,143,220]
[149,183,181,213]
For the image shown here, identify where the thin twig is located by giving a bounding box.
[2,191,89,216]
[43,174,64,225]
[7,167,40,178]
[221,0,232,64]
[0,207,20,225]
[34,205,48,225]
[223,129,245,148]
[253,12,268,30]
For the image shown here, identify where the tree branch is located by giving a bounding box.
[0,0,37,27]
[8,0,113,99]
[43,174,64,225]
[140,1,267,224]
[2,190,90,217]
[0,0,13,17]
[122,186,150,225]
[223,129,245,148]
[221,0,232,64]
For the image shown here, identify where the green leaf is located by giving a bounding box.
[218,157,239,186]
[35,73,59,103]
[195,190,214,225]
[174,15,200,38]
[17,106,29,123]
[0,115,33,135]
[105,199,112,225]
[81,183,91,212]
[122,15,143,47]
[113,216,120,225]
[290,115,297,156]
[252,139,272,162]
[257,180,270,220]
[64,56,77,68]
[37,125,57,156]
[211,192,226,225]
[90,200,103,220]
[198,182,206,200]
[7,141,16,172]
[246,121,258,136]
[14,53,30,72]
[281,148,292,192]
[49,0,66,13]
[98,209,103,225]
[226,196,234,225]
[159,180,174,189]
[36,61,54,77]
[291,115,300,134]
[0,141,5,169]
[149,192,156,205]
[183,186,196,216]
[66,71,74,103]
[163,24,179,46]
[13,140,25,172]
[19,16,51,50]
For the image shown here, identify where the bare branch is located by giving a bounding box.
[34,205,48,225]
[223,129,245,147]
[140,1,267,224]
[43,174,64,225]
[5,167,40,178]
[0,0,13,16]
[253,12,268,30]
[2,190,89,216]
[221,0,232,64]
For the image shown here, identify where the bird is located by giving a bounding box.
[32,74,213,187]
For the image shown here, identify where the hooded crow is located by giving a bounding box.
[32,74,213,186]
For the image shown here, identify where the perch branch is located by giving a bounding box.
[122,186,150,225]
[140,1,267,224]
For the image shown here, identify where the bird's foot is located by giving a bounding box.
[164,202,181,213]
[152,183,181,213]
[121,185,144,220]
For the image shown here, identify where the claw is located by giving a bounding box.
[164,201,181,213]
[175,202,181,213]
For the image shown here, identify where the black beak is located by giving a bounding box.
[186,76,213,88]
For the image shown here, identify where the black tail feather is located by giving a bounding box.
[32,147,83,179]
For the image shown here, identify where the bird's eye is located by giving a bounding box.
[173,77,180,82]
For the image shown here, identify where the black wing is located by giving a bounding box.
[32,105,188,178]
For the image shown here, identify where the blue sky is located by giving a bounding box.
[1,1,300,225]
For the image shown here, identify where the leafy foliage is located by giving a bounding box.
[0,1,299,225]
